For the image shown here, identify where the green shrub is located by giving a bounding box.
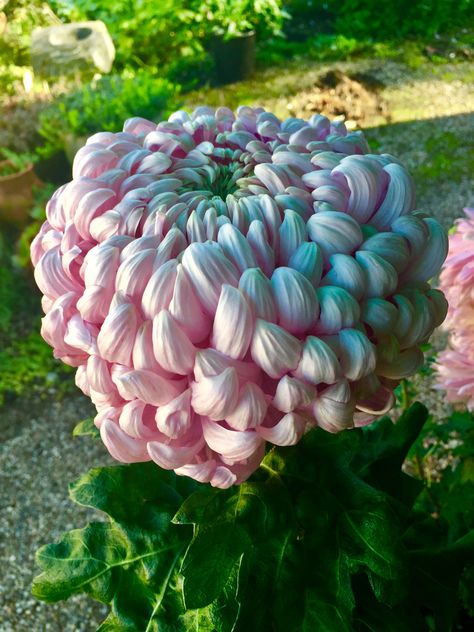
[194,0,288,41]
[50,0,200,71]
[0,0,59,67]
[284,0,474,40]
[37,71,180,158]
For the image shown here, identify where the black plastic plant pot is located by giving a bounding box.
[211,31,256,85]
[34,150,71,186]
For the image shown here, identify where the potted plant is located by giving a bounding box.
[0,148,40,226]
[196,0,288,84]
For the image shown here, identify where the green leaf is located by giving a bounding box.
[33,463,194,630]
[72,417,100,439]
[354,403,428,506]
[301,589,353,632]
[181,479,288,609]
[182,521,250,609]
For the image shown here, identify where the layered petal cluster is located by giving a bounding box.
[437,209,474,408]
[31,106,448,487]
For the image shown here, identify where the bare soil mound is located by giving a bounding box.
[286,69,390,128]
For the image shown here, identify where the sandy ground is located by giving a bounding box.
[1,58,473,631]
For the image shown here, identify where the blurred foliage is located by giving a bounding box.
[0,0,58,97]
[0,95,50,153]
[415,130,474,185]
[194,0,288,40]
[0,226,74,407]
[50,0,202,70]
[0,330,75,407]
[257,32,373,66]
[0,0,59,66]
[15,183,55,268]
[37,71,179,158]
[284,0,474,40]
[50,1,287,68]
[164,52,215,92]
[0,147,37,175]
[408,410,474,539]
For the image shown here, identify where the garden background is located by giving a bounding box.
[0,1,473,629]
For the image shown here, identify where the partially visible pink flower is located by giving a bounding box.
[437,209,474,408]
[32,106,448,488]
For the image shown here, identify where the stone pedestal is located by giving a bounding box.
[31,21,115,76]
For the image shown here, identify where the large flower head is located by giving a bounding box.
[437,209,474,408]
[32,106,448,488]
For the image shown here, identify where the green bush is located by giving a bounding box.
[285,0,474,40]
[37,71,179,158]
[194,0,288,41]
[333,0,474,39]
[50,0,200,71]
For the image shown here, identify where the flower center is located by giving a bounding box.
[204,163,240,200]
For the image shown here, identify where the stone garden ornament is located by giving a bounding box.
[31,21,115,76]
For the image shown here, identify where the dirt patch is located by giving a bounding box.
[285,69,390,128]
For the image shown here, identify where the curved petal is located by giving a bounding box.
[147,436,205,469]
[100,419,150,463]
[201,418,263,461]
[251,319,302,379]
[225,383,268,430]
[212,285,254,360]
[257,412,307,446]
[191,367,239,420]
[152,310,196,375]
[116,369,185,406]
[272,375,316,412]
[294,335,341,385]
[155,389,193,439]
[271,267,319,335]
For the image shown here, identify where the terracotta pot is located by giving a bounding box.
[0,161,41,226]
[211,31,256,85]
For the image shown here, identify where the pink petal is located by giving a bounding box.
[239,267,277,322]
[152,310,196,375]
[226,383,268,430]
[97,302,138,365]
[251,319,302,379]
[338,328,376,381]
[191,367,239,420]
[169,264,211,343]
[100,419,150,463]
[272,375,316,412]
[155,389,193,438]
[119,400,159,439]
[217,223,257,272]
[147,436,205,469]
[212,285,254,360]
[142,260,178,319]
[257,412,307,446]
[181,242,240,315]
[115,368,185,406]
[201,418,263,461]
[271,267,319,334]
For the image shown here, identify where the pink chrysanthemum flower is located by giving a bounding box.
[31,106,448,488]
[437,209,474,408]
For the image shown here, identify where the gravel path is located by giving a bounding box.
[1,58,473,630]
[0,395,110,631]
